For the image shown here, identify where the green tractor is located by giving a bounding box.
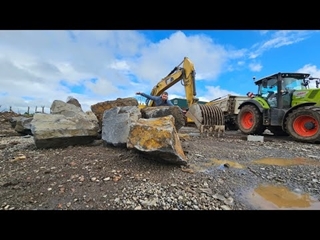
[237,72,320,143]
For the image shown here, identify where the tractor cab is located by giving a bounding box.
[254,72,310,109]
[238,72,320,142]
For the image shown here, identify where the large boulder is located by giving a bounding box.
[91,97,139,129]
[127,115,187,166]
[101,106,141,147]
[31,100,99,149]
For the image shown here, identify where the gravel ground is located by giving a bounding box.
[1,121,320,210]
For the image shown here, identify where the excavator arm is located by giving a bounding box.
[146,57,199,107]
[141,56,225,137]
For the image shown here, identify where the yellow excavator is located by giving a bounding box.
[138,57,225,135]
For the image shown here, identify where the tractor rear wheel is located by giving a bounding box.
[237,104,265,135]
[285,106,320,143]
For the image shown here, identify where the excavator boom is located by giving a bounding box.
[147,57,198,107]
[141,56,225,136]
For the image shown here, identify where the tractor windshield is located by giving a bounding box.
[259,77,307,97]
[259,77,278,99]
[282,77,305,91]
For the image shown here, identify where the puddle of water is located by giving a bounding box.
[246,184,320,210]
[252,157,320,166]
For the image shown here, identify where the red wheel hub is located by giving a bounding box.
[293,115,319,137]
[241,112,253,129]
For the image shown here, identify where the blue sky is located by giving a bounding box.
[1,30,320,113]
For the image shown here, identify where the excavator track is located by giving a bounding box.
[185,104,225,137]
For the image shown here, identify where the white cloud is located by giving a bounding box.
[0,30,148,112]
[297,64,320,88]
[108,60,130,71]
[86,77,121,96]
[248,30,314,59]
[1,30,292,113]
[297,64,320,77]
[127,31,230,84]
[201,85,240,102]
[249,62,262,72]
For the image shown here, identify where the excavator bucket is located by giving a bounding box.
[185,104,225,137]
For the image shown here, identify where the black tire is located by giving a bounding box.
[285,106,320,143]
[226,123,238,131]
[237,105,265,135]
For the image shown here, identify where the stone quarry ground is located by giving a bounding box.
[1,111,320,210]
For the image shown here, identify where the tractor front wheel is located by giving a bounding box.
[237,104,265,135]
